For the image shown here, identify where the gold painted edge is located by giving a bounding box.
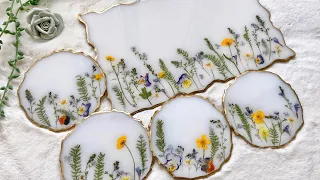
[77,0,296,117]
[59,110,154,180]
[148,94,233,180]
[221,70,304,149]
[17,49,108,133]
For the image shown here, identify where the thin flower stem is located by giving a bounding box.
[125,144,136,180]
[226,47,241,74]
[163,79,175,95]
[210,69,215,79]
[158,81,170,97]
[183,67,199,90]
[110,61,134,107]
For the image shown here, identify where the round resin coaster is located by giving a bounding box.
[80,0,295,115]
[223,71,303,148]
[150,96,232,179]
[18,51,106,132]
[60,111,153,180]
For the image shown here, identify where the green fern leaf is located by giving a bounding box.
[76,76,90,103]
[112,86,125,108]
[156,119,166,155]
[35,96,50,127]
[69,145,82,180]
[177,48,189,59]
[56,109,77,120]
[159,59,180,92]
[209,127,220,159]
[136,134,148,173]
[235,104,252,142]
[204,54,227,79]
[94,153,105,180]
[270,125,279,145]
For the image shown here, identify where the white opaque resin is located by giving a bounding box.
[18,52,106,131]
[150,96,232,179]
[81,0,295,114]
[60,112,153,180]
[224,71,303,147]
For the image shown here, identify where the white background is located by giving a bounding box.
[0,0,319,179]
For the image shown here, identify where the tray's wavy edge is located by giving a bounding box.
[17,49,108,133]
[148,94,233,180]
[59,110,155,180]
[78,0,296,116]
[222,70,304,149]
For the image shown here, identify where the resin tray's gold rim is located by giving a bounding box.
[17,49,108,133]
[59,110,154,180]
[222,70,304,149]
[78,0,296,116]
[148,94,233,180]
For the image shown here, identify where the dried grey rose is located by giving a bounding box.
[25,8,64,40]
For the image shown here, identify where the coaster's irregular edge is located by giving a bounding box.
[78,0,296,116]
[18,49,108,133]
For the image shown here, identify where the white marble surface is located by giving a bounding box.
[0,0,319,179]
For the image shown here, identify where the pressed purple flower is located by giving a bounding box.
[256,55,265,64]
[232,55,237,62]
[283,125,290,136]
[272,37,283,47]
[144,73,152,87]
[279,86,285,97]
[135,167,142,177]
[79,103,91,117]
[294,103,300,112]
[177,74,187,85]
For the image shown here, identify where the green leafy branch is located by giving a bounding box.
[112,86,125,108]
[0,0,40,117]
[139,87,152,105]
[209,127,219,160]
[156,119,166,156]
[235,104,252,142]
[35,96,50,127]
[94,153,105,180]
[136,134,148,173]
[69,145,82,180]
[76,75,90,103]
[159,59,180,93]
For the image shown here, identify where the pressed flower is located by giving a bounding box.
[117,136,127,150]
[94,73,103,81]
[158,71,166,78]
[252,110,265,124]
[138,78,145,85]
[288,117,295,123]
[177,74,187,85]
[185,158,191,165]
[245,53,252,60]
[164,146,182,172]
[201,158,215,173]
[196,134,210,150]
[60,99,67,105]
[78,103,91,117]
[182,79,192,89]
[275,45,281,53]
[121,175,132,180]
[106,55,115,61]
[154,93,159,98]
[59,116,70,125]
[221,38,234,47]
[255,55,265,64]
[259,126,269,141]
[205,62,213,69]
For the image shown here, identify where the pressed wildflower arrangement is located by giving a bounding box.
[150,96,232,179]
[18,51,106,131]
[60,112,153,180]
[81,0,295,114]
[224,71,303,147]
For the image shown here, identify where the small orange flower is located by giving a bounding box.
[252,110,265,124]
[221,38,234,47]
[288,117,295,123]
[60,99,67,105]
[117,136,127,150]
[158,72,166,78]
[154,93,159,98]
[196,134,210,150]
[207,160,215,173]
[94,73,103,81]
[205,63,213,69]
[138,79,145,85]
[106,56,115,62]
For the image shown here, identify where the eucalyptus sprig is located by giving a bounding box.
[0,0,40,117]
